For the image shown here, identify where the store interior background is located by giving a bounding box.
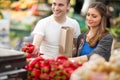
[0,0,120,54]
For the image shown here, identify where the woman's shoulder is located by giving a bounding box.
[100,33,113,42]
[102,33,113,39]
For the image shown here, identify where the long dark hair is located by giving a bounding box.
[88,2,108,47]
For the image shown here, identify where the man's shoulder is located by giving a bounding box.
[67,16,76,22]
[38,15,52,23]
[67,17,79,25]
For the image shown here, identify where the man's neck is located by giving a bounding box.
[54,15,67,24]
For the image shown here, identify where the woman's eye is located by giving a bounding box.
[93,16,97,18]
[87,13,97,18]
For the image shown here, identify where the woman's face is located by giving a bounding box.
[52,0,70,18]
[86,8,102,28]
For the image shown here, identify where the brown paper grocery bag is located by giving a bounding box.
[59,26,74,57]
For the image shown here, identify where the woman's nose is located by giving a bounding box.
[87,16,92,20]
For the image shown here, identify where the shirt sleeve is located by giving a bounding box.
[32,19,46,36]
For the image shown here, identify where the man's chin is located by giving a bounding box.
[53,14,61,18]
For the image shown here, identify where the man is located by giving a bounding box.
[31,0,80,58]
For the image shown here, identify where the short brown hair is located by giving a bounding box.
[67,0,70,4]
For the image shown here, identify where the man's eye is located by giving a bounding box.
[59,4,64,7]
[53,3,56,6]
[87,14,90,16]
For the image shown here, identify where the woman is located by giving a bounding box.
[71,2,113,63]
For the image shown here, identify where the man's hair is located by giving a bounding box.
[67,0,70,4]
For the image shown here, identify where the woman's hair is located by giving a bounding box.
[88,2,108,47]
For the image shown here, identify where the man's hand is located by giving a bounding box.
[31,46,40,57]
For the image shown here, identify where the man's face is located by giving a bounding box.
[51,0,70,18]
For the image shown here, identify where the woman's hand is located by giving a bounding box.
[69,55,88,64]
[69,57,82,64]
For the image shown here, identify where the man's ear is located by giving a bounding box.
[67,3,71,11]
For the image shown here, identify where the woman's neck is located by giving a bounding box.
[89,27,99,35]
[86,27,99,41]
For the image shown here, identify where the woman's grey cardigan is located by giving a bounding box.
[75,32,113,61]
